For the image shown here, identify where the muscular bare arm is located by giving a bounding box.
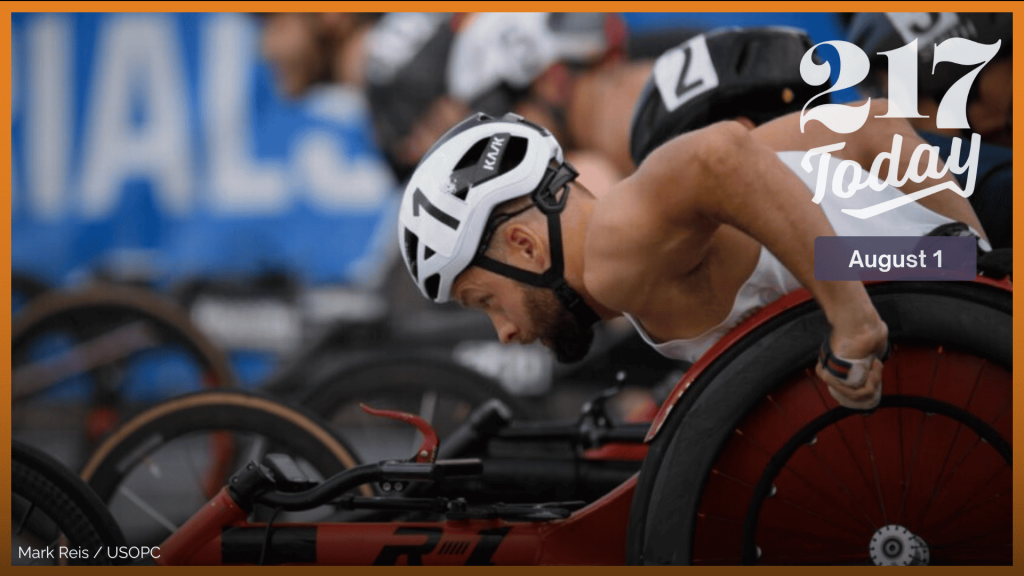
[752,99,987,239]
[597,121,888,407]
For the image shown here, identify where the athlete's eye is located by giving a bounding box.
[478,296,494,311]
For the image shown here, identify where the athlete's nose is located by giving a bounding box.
[493,315,519,345]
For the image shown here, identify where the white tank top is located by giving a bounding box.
[625,150,962,363]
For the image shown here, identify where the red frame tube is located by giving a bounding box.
[157,488,248,566]
[161,477,636,565]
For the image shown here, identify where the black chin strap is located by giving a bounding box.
[471,163,601,329]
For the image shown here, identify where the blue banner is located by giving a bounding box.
[12,13,398,289]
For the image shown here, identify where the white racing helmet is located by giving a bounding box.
[398,112,599,326]
[448,13,624,103]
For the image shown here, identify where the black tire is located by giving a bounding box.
[12,285,237,470]
[627,281,1012,565]
[299,352,527,463]
[12,441,126,566]
[80,390,368,547]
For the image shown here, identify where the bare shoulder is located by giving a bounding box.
[636,120,749,199]
[582,124,741,314]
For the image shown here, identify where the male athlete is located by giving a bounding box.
[397,102,986,411]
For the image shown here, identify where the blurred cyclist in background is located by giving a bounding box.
[847,12,1012,148]
[363,12,645,192]
[845,12,1012,248]
[628,27,822,164]
[260,12,381,95]
[259,12,716,189]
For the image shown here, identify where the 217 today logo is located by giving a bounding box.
[798,14,1000,219]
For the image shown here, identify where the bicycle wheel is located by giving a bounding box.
[300,352,527,464]
[12,272,50,314]
[12,285,236,470]
[627,281,1011,565]
[80,390,369,548]
[12,441,126,566]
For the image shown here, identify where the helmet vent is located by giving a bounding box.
[454,139,490,171]
[449,135,529,200]
[424,246,436,260]
[404,229,419,280]
[424,274,441,300]
[500,136,528,174]
[450,139,490,200]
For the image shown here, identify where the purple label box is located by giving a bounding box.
[814,236,977,281]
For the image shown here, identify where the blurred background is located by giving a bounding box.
[10,11,849,391]
[10,13,1013,560]
[11,11,1011,469]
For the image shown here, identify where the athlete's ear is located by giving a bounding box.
[503,223,547,271]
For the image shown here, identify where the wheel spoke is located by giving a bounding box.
[894,351,908,522]
[807,377,880,528]
[928,520,1012,548]
[757,520,866,548]
[923,472,1010,536]
[914,358,988,528]
[773,385,878,530]
[922,403,1010,517]
[182,436,214,498]
[768,496,870,540]
[897,409,927,524]
[15,501,35,536]
[117,485,179,533]
[734,425,873,534]
[143,456,163,479]
[861,415,888,525]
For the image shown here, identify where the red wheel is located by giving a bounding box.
[627,281,1011,566]
[694,345,1010,565]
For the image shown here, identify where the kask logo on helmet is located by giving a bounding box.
[798,14,1002,219]
[483,136,508,171]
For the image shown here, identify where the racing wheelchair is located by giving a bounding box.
[74,276,1011,565]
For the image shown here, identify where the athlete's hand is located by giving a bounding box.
[816,321,888,411]
[818,356,884,410]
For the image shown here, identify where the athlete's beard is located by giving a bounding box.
[523,285,595,364]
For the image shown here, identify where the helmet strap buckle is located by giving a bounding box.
[532,162,578,215]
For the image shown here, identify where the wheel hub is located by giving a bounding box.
[869,525,930,566]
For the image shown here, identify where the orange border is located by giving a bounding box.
[1,3,1021,574]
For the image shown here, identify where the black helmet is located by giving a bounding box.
[364,13,456,181]
[365,13,627,181]
[846,12,1012,98]
[448,13,627,116]
[629,27,820,165]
